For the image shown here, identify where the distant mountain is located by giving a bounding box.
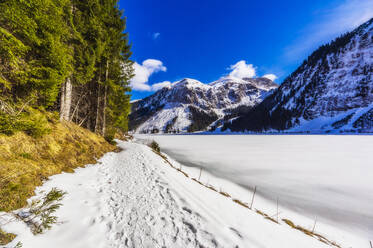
[129,77,277,133]
[226,18,373,133]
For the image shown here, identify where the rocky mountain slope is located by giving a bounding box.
[226,18,373,133]
[129,77,277,133]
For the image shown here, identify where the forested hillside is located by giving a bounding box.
[0,0,133,140]
[226,18,373,133]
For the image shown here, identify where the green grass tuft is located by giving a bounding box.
[149,140,160,153]
[0,229,16,245]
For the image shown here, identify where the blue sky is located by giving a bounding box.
[117,0,373,100]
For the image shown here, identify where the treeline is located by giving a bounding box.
[187,106,218,132]
[0,0,133,139]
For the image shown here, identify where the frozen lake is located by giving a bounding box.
[135,134,373,238]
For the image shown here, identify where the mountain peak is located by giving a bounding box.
[209,76,246,86]
[173,78,206,89]
[209,76,278,89]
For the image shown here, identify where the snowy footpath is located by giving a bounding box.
[0,140,367,248]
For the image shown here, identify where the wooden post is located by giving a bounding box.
[250,186,257,210]
[370,240,372,248]
[198,168,202,181]
[312,216,317,233]
[276,197,279,223]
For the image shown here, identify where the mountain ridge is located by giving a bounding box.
[129,77,278,133]
[225,18,373,133]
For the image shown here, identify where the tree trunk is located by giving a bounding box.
[60,77,72,121]
[70,91,85,122]
[102,60,109,136]
[86,82,95,131]
[102,85,107,136]
[94,83,101,134]
[59,82,65,121]
[94,63,104,134]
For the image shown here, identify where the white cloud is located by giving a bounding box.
[130,59,167,91]
[228,60,256,79]
[153,32,160,40]
[227,60,277,81]
[151,81,172,91]
[263,74,278,81]
[284,0,373,62]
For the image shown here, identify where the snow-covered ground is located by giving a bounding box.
[135,134,373,243]
[2,139,367,248]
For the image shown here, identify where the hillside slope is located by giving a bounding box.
[0,114,114,213]
[227,18,373,133]
[129,77,277,133]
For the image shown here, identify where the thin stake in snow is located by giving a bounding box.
[250,186,257,210]
[312,216,317,233]
[270,211,282,218]
[370,240,372,248]
[276,197,279,223]
[198,168,202,181]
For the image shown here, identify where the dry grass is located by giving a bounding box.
[176,169,189,178]
[152,149,177,170]
[191,178,204,185]
[282,219,314,236]
[206,185,217,192]
[282,219,341,247]
[0,121,114,212]
[232,199,249,208]
[219,191,231,198]
[256,209,278,224]
[114,132,133,142]
[113,146,124,153]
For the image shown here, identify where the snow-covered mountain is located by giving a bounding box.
[129,77,277,133]
[227,18,373,133]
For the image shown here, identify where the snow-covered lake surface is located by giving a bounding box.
[135,134,373,239]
